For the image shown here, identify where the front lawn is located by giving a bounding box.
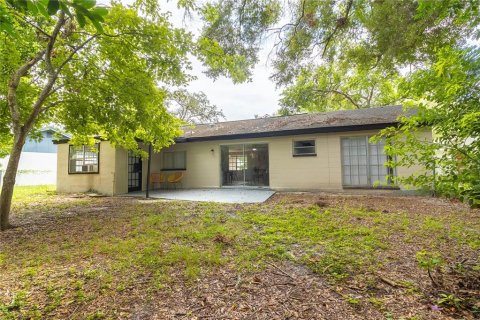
[0,186,479,319]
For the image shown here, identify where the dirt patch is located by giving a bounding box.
[151,263,380,319]
[0,192,478,319]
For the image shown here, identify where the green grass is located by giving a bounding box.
[12,184,56,201]
[10,185,92,218]
[0,188,478,319]
[11,185,57,212]
[237,205,390,278]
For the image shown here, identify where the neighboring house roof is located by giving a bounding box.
[177,105,410,142]
[39,127,57,133]
[23,128,70,153]
[38,126,71,139]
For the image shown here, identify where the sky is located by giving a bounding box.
[187,48,281,121]
[115,0,281,121]
[167,5,282,121]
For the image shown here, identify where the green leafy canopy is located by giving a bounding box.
[3,0,108,34]
[1,0,281,227]
[375,47,480,206]
[0,0,266,156]
[1,0,480,210]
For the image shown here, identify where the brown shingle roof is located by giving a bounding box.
[178,105,409,142]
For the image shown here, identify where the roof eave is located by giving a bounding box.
[175,122,399,143]
[53,122,400,145]
[52,135,105,144]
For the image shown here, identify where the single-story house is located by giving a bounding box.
[54,105,431,195]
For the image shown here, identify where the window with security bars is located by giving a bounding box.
[341,136,395,187]
[69,144,99,173]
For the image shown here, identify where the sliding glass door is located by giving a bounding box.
[221,144,269,187]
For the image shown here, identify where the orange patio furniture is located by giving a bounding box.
[167,172,184,189]
[150,173,166,190]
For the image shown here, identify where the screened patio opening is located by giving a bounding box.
[341,136,395,188]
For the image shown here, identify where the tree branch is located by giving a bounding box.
[23,13,66,133]
[312,88,361,109]
[7,50,46,130]
[321,0,354,58]
[279,0,307,54]
[45,12,66,76]
[40,99,74,113]
[11,11,51,38]
[366,86,375,107]
[55,34,98,76]
[25,17,97,133]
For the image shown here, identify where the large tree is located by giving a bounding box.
[167,89,225,124]
[199,0,478,109]
[0,1,182,229]
[0,0,272,230]
[278,60,402,115]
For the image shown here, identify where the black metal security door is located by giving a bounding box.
[128,151,142,192]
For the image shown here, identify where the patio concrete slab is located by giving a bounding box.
[125,188,275,203]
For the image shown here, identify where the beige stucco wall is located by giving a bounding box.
[56,141,118,195]
[159,141,222,189]
[160,128,432,191]
[57,142,146,195]
[114,148,128,195]
[56,128,433,195]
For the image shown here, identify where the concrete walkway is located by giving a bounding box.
[125,188,275,203]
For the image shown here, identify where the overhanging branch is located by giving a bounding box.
[45,12,66,77]
[312,88,361,109]
[55,34,98,75]
[10,11,51,38]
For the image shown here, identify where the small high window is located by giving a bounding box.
[293,140,316,156]
[69,144,99,174]
[162,151,186,170]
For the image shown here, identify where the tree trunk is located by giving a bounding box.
[0,132,26,230]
